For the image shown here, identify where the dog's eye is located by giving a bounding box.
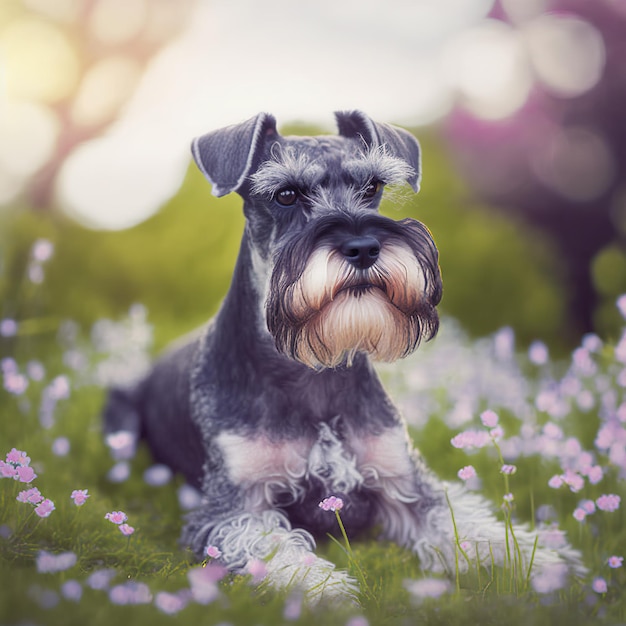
[363,180,383,199]
[275,188,298,206]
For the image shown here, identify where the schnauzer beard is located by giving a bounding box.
[268,237,440,369]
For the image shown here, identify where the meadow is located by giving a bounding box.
[1,232,625,625]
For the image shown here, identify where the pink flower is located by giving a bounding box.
[592,577,607,594]
[572,508,587,522]
[457,466,476,481]
[119,523,134,536]
[0,461,17,479]
[247,558,268,584]
[16,465,37,483]
[35,499,55,518]
[450,430,490,449]
[608,556,623,568]
[206,545,222,559]
[105,511,128,524]
[6,448,30,466]
[586,465,603,485]
[500,464,517,475]
[503,493,514,503]
[489,426,504,440]
[548,475,564,489]
[480,410,499,428]
[596,494,621,512]
[155,591,188,615]
[562,470,584,493]
[17,487,43,504]
[579,499,596,515]
[318,496,344,512]
[70,489,89,506]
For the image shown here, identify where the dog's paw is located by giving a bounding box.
[265,551,359,605]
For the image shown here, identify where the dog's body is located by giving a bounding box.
[103,111,583,601]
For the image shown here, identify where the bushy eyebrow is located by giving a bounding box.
[250,147,325,197]
[343,146,415,188]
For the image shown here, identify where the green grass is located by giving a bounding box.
[1,284,626,625]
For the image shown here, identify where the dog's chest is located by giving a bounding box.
[215,423,413,506]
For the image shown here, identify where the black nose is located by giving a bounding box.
[340,235,381,270]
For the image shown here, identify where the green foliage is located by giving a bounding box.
[1,128,569,351]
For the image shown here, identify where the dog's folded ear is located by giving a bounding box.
[335,110,421,192]
[192,113,278,197]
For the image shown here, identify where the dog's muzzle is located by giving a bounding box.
[267,213,442,369]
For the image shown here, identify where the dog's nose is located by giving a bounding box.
[340,236,381,269]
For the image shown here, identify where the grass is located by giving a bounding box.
[1,253,626,625]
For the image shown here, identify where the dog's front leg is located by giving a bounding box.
[181,459,359,604]
[360,426,585,581]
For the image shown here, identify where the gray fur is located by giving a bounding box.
[102,111,584,604]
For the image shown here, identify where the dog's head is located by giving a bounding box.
[192,111,442,369]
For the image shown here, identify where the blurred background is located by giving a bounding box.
[1,0,625,353]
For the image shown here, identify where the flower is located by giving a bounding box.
[480,410,499,428]
[34,499,55,518]
[31,238,54,262]
[457,466,476,481]
[36,550,77,573]
[109,582,152,605]
[70,489,89,506]
[596,494,621,512]
[572,508,587,522]
[579,499,596,515]
[5,448,29,466]
[16,465,37,483]
[548,475,564,489]
[206,545,222,559]
[450,429,490,449]
[608,556,623,568]
[155,591,188,615]
[119,523,135,536]
[500,464,517,475]
[17,487,43,504]
[489,426,504,440]
[60,580,83,602]
[591,577,608,594]
[52,437,70,457]
[105,510,128,524]
[0,461,17,479]
[503,493,514,503]
[318,496,344,512]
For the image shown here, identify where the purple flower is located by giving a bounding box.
[6,448,29,466]
[70,489,89,506]
[503,493,514,503]
[579,499,596,515]
[0,318,18,338]
[586,465,603,485]
[318,496,344,512]
[4,372,28,395]
[592,577,608,594]
[596,494,621,512]
[500,464,517,475]
[60,580,83,602]
[608,555,623,568]
[36,550,77,573]
[528,341,549,365]
[119,523,135,536]
[206,545,222,559]
[457,465,476,481]
[52,437,70,457]
[105,510,128,524]
[155,591,188,615]
[109,582,152,605]
[35,499,55,518]
[17,487,43,504]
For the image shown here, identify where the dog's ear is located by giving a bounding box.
[335,110,421,192]
[191,113,278,197]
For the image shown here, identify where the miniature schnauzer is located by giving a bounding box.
[103,111,583,602]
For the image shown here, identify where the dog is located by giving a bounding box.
[103,111,584,602]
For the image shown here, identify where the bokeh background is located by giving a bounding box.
[1,0,625,353]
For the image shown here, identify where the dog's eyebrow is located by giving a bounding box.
[343,146,416,188]
[250,149,326,197]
